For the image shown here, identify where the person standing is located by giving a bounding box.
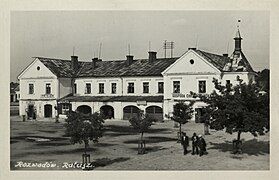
[181,132,189,155]
[198,134,207,156]
[191,133,199,155]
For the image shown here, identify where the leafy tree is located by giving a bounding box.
[256,69,270,92]
[200,78,269,152]
[64,111,104,155]
[171,102,194,141]
[129,111,154,142]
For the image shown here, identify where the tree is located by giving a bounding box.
[256,69,270,92]
[129,111,155,154]
[171,102,194,141]
[200,78,269,153]
[64,111,104,160]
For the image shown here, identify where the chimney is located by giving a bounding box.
[148,51,157,63]
[92,57,98,69]
[188,47,196,50]
[223,54,228,57]
[71,56,79,73]
[126,55,133,65]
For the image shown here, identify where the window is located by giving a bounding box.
[62,103,70,115]
[28,84,34,94]
[85,83,91,94]
[158,82,164,93]
[111,83,117,94]
[198,80,206,93]
[226,80,231,85]
[99,83,104,94]
[45,83,51,94]
[190,59,194,64]
[143,82,149,93]
[173,81,180,93]
[73,83,77,94]
[127,82,134,93]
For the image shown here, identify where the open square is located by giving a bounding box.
[10,117,269,170]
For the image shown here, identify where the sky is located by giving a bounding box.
[10,11,269,82]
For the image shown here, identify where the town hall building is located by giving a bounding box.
[17,28,256,122]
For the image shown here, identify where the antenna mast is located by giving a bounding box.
[195,35,199,49]
[98,43,102,59]
[163,40,174,58]
[128,44,131,55]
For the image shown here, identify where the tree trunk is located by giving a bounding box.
[179,123,182,139]
[237,131,241,141]
[84,141,88,155]
[141,132,144,142]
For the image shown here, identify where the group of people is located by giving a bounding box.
[180,132,207,156]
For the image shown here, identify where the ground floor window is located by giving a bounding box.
[58,103,72,115]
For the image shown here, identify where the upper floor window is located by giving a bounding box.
[73,83,77,94]
[143,82,149,93]
[173,81,180,93]
[99,83,104,94]
[128,82,134,93]
[85,83,91,94]
[28,84,34,94]
[198,80,206,93]
[111,83,117,94]
[45,83,51,94]
[158,82,164,93]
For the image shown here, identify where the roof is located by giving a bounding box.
[193,50,231,71]
[193,49,254,72]
[36,57,178,78]
[59,95,164,103]
[38,57,76,78]
[35,48,254,79]
[10,83,19,93]
[77,58,178,77]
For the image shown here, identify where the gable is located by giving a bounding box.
[18,58,57,79]
[162,50,221,75]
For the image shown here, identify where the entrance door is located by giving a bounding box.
[100,105,114,119]
[28,105,34,119]
[123,106,140,120]
[195,108,205,123]
[44,104,52,118]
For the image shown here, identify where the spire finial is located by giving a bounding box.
[235,19,242,39]
[237,19,241,29]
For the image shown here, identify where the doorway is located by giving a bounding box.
[44,104,52,118]
[27,104,34,119]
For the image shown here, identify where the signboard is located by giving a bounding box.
[137,101,147,106]
[172,93,197,98]
[41,94,54,99]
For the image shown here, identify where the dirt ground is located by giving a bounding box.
[10,116,269,171]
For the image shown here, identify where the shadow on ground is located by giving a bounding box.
[123,136,177,144]
[13,147,100,159]
[104,125,170,136]
[129,145,168,154]
[208,139,269,156]
[92,157,130,168]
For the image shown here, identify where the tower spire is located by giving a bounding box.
[234,19,242,51]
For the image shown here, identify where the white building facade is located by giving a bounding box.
[18,29,256,122]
